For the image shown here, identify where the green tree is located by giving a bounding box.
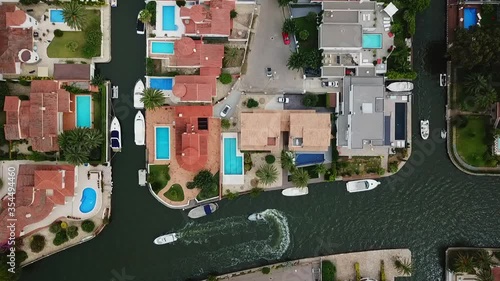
[299,30,309,41]
[287,51,304,70]
[476,249,496,270]
[261,267,271,274]
[30,235,46,253]
[0,252,21,281]
[146,1,157,26]
[477,269,494,281]
[291,168,309,187]
[62,1,86,30]
[190,170,215,191]
[314,163,327,175]
[322,260,336,281]
[58,128,104,165]
[277,0,297,7]
[449,25,500,69]
[256,164,279,185]
[139,9,152,23]
[302,49,323,68]
[221,119,231,129]
[464,73,489,96]
[91,74,105,87]
[246,98,259,108]
[265,154,275,164]
[302,93,318,107]
[230,9,238,19]
[141,88,165,110]
[81,220,95,233]
[281,150,295,171]
[282,18,297,34]
[219,72,232,84]
[393,257,413,275]
[475,86,497,111]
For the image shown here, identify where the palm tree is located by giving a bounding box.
[62,1,86,30]
[58,128,103,165]
[476,269,494,281]
[83,128,104,148]
[476,250,496,270]
[291,168,309,188]
[139,9,152,23]
[141,88,165,110]
[91,74,105,87]
[63,144,90,165]
[314,164,327,175]
[393,257,413,275]
[474,86,497,111]
[452,252,476,274]
[287,51,304,70]
[255,164,279,186]
[223,47,240,67]
[280,150,295,171]
[464,73,489,96]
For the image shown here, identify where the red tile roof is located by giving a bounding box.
[34,170,75,205]
[6,10,26,27]
[173,75,217,102]
[200,67,221,76]
[493,267,500,281]
[174,38,224,70]
[179,0,234,36]
[0,4,32,74]
[30,80,59,93]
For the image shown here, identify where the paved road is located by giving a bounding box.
[213,90,242,118]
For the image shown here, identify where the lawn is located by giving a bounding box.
[456,116,495,167]
[149,165,171,194]
[47,31,88,58]
[163,184,184,201]
[294,15,318,51]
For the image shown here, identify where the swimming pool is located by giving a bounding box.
[150,78,173,90]
[79,188,96,213]
[155,126,171,160]
[362,33,382,49]
[151,42,174,54]
[464,8,478,29]
[295,154,325,167]
[76,95,92,128]
[223,138,243,175]
[50,9,64,23]
[162,5,177,31]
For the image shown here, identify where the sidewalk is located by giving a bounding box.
[93,5,111,63]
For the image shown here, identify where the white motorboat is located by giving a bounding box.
[110,0,117,7]
[136,12,145,35]
[134,79,145,109]
[112,86,118,99]
[110,117,121,152]
[134,111,145,146]
[441,129,447,139]
[421,120,429,140]
[282,187,309,196]
[138,169,147,186]
[440,74,447,87]
[188,203,218,219]
[153,233,177,245]
[248,213,265,221]
[346,179,381,193]
[386,82,414,92]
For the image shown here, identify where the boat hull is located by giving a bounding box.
[386,82,414,92]
[134,79,145,109]
[188,203,218,219]
[421,120,429,140]
[134,111,145,146]
[248,213,264,221]
[110,117,121,152]
[282,187,309,196]
[346,180,380,193]
[153,233,177,245]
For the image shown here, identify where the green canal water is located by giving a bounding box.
[20,1,500,281]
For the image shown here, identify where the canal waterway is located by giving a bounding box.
[20,1,500,281]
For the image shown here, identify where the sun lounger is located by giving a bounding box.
[383,20,391,24]
[383,17,390,21]
[385,27,390,31]
[384,24,391,28]
[477,13,482,20]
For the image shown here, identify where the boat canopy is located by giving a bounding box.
[204,205,212,215]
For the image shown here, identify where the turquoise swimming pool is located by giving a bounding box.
[151,42,174,54]
[150,77,173,90]
[362,33,382,49]
[223,138,243,175]
[76,95,91,128]
[162,5,177,31]
[155,127,171,160]
[79,188,96,213]
[50,9,64,23]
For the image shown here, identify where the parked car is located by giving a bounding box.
[322,81,339,87]
[282,32,290,45]
[277,97,289,103]
[220,105,231,117]
[266,67,273,77]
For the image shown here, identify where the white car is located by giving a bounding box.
[322,81,339,87]
[220,105,231,117]
[278,97,289,103]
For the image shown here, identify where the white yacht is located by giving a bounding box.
[136,12,145,35]
[110,117,121,152]
[188,203,218,219]
[134,79,145,109]
[134,111,145,146]
[153,233,177,245]
[421,120,429,140]
[386,82,414,92]
[248,213,265,221]
[282,187,309,197]
[346,179,381,193]
[138,169,147,186]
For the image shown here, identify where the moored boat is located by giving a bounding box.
[134,79,145,109]
[153,233,177,245]
[386,82,414,92]
[188,203,218,219]
[441,129,447,139]
[248,213,264,221]
[136,12,145,35]
[110,0,117,7]
[282,187,309,196]
[138,169,147,186]
[110,117,121,152]
[421,120,429,140]
[112,86,118,99]
[440,74,447,87]
[134,111,145,146]
[346,179,381,193]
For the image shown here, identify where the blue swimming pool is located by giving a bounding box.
[362,33,382,49]
[155,127,171,160]
[50,9,64,23]
[79,188,96,213]
[76,95,91,128]
[162,5,177,31]
[223,138,243,175]
[295,153,325,167]
[150,78,173,90]
[151,42,175,54]
[464,7,478,29]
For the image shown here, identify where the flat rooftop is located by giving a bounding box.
[323,10,359,24]
[323,1,376,11]
[319,24,362,49]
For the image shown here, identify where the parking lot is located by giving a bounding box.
[239,0,304,94]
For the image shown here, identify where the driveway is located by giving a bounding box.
[283,93,332,113]
[239,0,304,94]
[213,90,242,118]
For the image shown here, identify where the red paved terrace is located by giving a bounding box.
[173,75,217,102]
[174,37,224,75]
[174,106,213,172]
[0,164,76,244]
[0,4,33,74]
[3,80,71,151]
[179,0,235,37]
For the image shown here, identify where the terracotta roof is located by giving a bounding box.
[4,95,19,112]
[0,4,33,74]
[57,89,71,112]
[6,10,26,27]
[174,38,224,69]
[53,64,91,80]
[34,170,74,205]
[4,96,20,140]
[30,80,59,93]
[173,75,216,102]
[180,1,234,36]
[288,112,331,151]
[200,67,221,76]
[493,267,500,281]
[240,111,282,151]
[174,37,196,57]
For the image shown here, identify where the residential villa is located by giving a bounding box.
[0,4,39,76]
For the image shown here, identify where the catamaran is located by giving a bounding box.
[153,233,178,245]
[187,203,218,219]
[346,179,381,193]
[110,117,121,152]
[386,82,414,92]
[134,79,145,109]
[421,120,429,140]
[134,111,145,146]
[282,187,309,197]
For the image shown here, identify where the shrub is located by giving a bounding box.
[380,260,386,281]
[246,98,259,108]
[355,262,361,281]
[299,30,309,41]
[54,29,63,37]
[49,222,62,233]
[146,57,155,76]
[221,119,231,129]
[302,94,318,107]
[60,221,68,229]
[261,267,271,274]
[30,235,46,253]
[388,162,398,173]
[230,9,238,19]
[322,260,336,281]
[244,152,252,164]
[53,230,69,246]
[190,170,215,191]
[146,1,157,26]
[16,250,28,263]
[67,225,78,239]
[219,72,232,84]
[250,187,264,198]
[65,41,79,52]
[176,0,186,7]
[386,70,417,80]
[244,163,252,172]
[19,79,31,86]
[82,18,102,59]
[265,154,275,164]
[224,190,239,200]
[81,220,95,233]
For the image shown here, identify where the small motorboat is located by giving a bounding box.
[441,129,447,139]
[110,0,117,7]
[282,187,309,197]
[188,203,218,219]
[136,11,145,35]
[134,79,145,109]
[153,233,177,245]
[112,86,118,99]
[439,74,447,87]
[346,179,381,193]
[134,111,145,146]
[138,169,147,186]
[421,120,429,140]
[386,82,414,92]
[110,117,121,152]
[248,213,265,221]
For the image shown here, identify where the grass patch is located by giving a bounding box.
[456,116,495,167]
[294,16,318,51]
[149,165,171,194]
[338,156,383,177]
[196,171,219,201]
[47,31,87,58]
[163,184,184,201]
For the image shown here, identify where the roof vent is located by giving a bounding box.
[193,48,197,52]
[205,57,209,60]
[40,106,46,110]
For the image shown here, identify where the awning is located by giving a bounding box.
[384,3,399,18]
[37,66,48,77]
